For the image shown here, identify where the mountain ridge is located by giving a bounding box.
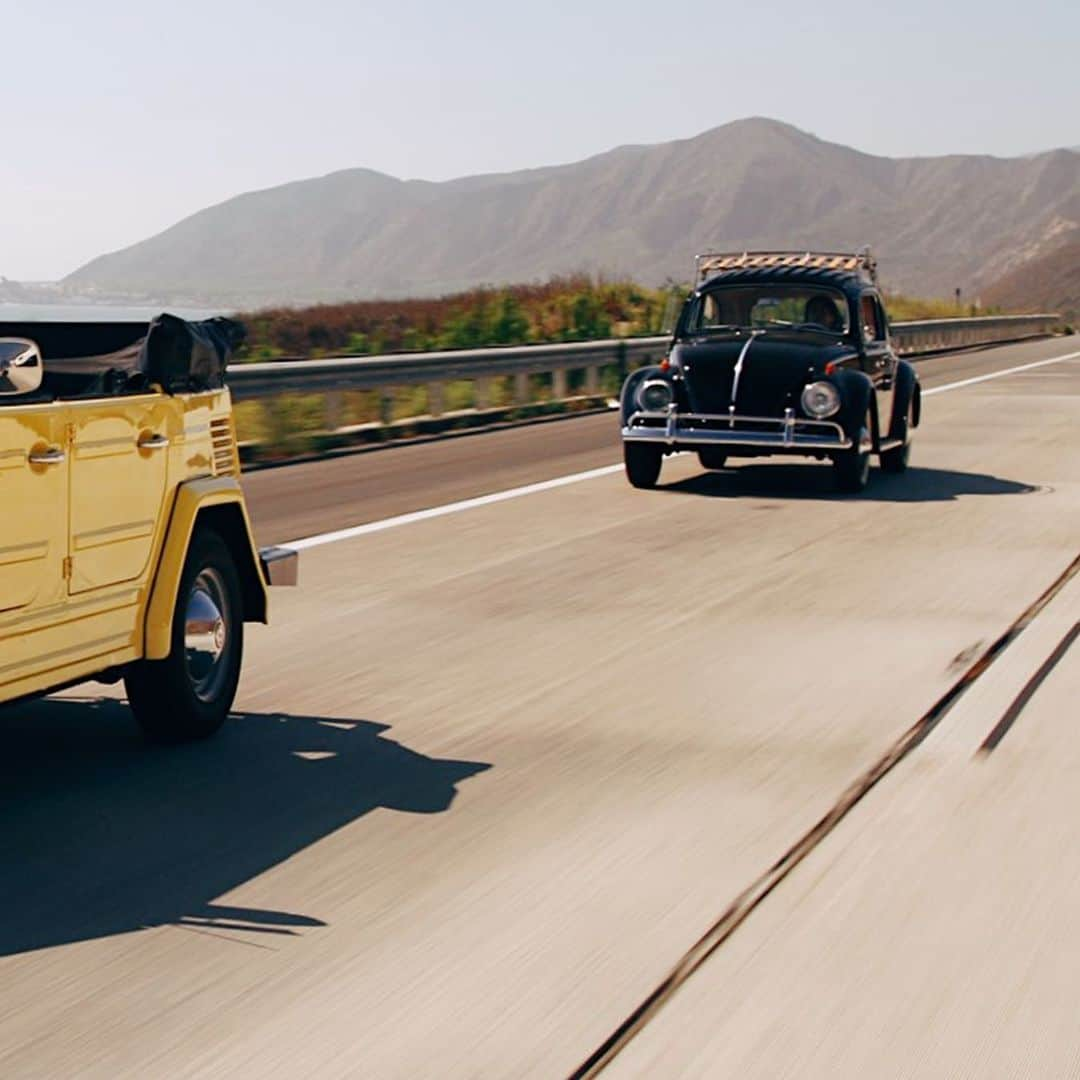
[65,119,1080,306]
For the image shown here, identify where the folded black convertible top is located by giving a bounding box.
[0,314,245,397]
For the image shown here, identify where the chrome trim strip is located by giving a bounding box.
[27,448,66,466]
[728,331,761,409]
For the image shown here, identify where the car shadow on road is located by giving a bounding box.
[659,464,1040,502]
[0,698,490,958]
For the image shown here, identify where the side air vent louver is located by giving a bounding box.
[210,416,238,476]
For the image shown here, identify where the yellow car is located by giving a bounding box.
[0,315,296,740]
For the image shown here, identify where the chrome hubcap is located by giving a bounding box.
[185,568,230,701]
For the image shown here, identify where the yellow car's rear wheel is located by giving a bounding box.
[125,529,243,742]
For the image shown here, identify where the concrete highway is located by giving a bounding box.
[2,335,1078,1077]
[242,341,1076,548]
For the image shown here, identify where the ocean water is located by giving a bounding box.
[0,302,227,322]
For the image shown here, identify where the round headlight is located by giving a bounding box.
[801,381,841,418]
[637,380,674,412]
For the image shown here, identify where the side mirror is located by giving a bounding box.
[0,338,43,397]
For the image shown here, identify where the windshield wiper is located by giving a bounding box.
[790,322,844,334]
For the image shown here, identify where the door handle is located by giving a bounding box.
[28,448,66,466]
[137,434,170,451]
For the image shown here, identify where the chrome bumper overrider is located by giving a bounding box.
[259,546,299,586]
[622,408,856,451]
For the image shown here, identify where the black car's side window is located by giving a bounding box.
[860,294,886,343]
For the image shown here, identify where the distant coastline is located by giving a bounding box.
[0,301,228,322]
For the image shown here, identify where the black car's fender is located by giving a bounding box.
[830,368,875,445]
[886,360,920,440]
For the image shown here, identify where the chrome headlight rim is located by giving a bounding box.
[800,380,841,419]
[637,378,674,412]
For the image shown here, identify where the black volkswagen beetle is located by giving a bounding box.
[620,250,920,492]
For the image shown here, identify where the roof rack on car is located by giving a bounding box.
[695,248,878,286]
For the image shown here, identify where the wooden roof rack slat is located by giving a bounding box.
[694,248,878,285]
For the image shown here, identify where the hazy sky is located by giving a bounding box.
[5,0,1077,280]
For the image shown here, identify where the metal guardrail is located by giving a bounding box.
[890,314,1059,356]
[226,314,1060,444]
[227,336,668,402]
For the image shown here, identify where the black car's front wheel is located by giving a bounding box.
[125,529,244,742]
[880,400,914,474]
[624,442,663,489]
[697,449,728,471]
[833,414,872,493]
[880,440,911,473]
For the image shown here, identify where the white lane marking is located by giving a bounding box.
[923,351,1080,396]
[286,465,623,551]
[284,348,1080,551]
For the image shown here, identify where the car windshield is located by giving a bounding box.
[686,285,851,336]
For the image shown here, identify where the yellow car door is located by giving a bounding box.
[0,402,68,616]
[67,393,175,595]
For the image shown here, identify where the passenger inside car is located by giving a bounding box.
[803,295,843,331]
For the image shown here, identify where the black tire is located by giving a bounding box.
[624,442,662,489]
[833,413,872,493]
[125,530,244,742]
[880,440,911,474]
[880,401,914,474]
[697,449,728,471]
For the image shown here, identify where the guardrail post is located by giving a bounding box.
[616,341,628,384]
[585,365,600,395]
[324,390,344,432]
[379,390,394,430]
[552,367,568,400]
[514,372,530,405]
[474,377,491,411]
[428,382,444,418]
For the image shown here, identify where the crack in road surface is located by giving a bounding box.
[570,550,1080,1078]
[978,620,1080,754]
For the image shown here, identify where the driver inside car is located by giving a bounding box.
[804,295,843,332]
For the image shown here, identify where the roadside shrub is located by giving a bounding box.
[235,278,1014,360]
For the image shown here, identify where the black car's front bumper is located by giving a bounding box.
[622,408,864,452]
